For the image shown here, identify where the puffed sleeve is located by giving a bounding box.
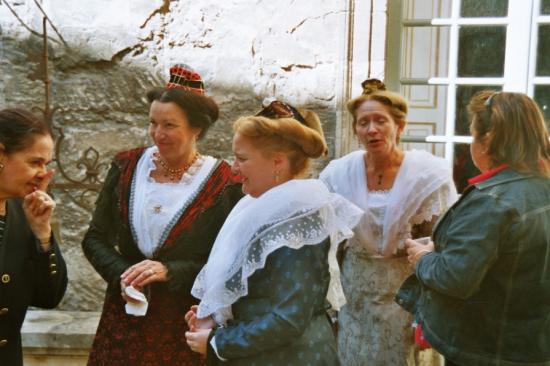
[81,162,133,285]
[212,241,330,359]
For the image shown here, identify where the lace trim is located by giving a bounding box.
[410,183,452,226]
[192,190,362,323]
[196,207,352,322]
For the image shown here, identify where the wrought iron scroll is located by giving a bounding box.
[33,16,106,210]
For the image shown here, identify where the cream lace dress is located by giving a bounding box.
[320,150,457,366]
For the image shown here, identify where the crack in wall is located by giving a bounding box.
[280,63,315,72]
[288,10,346,34]
[140,0,173,29]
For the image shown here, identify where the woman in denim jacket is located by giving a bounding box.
[396,91,550,366]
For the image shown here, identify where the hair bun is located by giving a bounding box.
[361,79,386,95]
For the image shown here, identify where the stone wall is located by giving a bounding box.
[0,0,356,311]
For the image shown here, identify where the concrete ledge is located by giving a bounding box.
[22,310,100,366]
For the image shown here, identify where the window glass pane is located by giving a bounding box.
[461,0,508,17]
[402,27,449,79]
[454,144,480,193]
[454,85,502,135]
[536,25,550,76]
[458,26,506,77]
[534,85,550,129]
[541,0,550,14]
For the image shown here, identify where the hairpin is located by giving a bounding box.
[256,97,307,125]
[484,91,501,108]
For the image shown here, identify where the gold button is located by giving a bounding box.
[49,253,56,260]
[50,270,58,276]
[0,308,8,315]
[1,274,10,284]
[50,263,57,270]
[0,339,7,347]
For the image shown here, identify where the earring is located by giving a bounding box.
[274,170,280,184]
[0,162,4,172]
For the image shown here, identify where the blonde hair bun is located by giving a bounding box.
[361,79,387,95]
[233,106,327,177]
[295,108,327,157]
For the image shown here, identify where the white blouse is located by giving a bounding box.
[130,146,217,258]
[366,189,391,253]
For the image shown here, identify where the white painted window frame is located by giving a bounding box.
[398,0,542,167]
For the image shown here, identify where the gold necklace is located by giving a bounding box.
[155,152,200,181]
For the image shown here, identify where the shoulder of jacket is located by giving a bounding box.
[475,170,534,191]
[113,147,148,167]
[212,159,241,185]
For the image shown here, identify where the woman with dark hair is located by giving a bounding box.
[82,64,242,366]
[0,108,67,366]
[397,91,550,366]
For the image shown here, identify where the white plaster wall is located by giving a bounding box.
[0,0,389,311]
[2,0,349,105]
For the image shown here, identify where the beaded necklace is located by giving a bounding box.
[155,152,200,181]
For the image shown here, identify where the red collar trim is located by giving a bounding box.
[467,164,509,185]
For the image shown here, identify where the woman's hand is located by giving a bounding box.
[185,328,212,355]
[405,238,434,267]
[120,259,168,288]
[23,170,55,250]
[185,305,216,331]
[120,280,144,304]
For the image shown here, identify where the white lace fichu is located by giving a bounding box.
[320,149,458,257]
[191,179,363,324]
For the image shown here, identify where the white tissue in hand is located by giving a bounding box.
[124,286,148,316]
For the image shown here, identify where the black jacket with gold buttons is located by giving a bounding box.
[0,198,68,366]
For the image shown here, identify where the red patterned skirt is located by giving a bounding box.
[88,286,204,366]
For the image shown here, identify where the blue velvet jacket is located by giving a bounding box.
[396,169,550,366]
[207,239,339,366]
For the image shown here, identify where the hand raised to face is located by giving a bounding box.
[23,169,56,245]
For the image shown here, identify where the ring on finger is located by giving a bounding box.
[148,269,155,276]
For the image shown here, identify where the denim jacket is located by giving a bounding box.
[396,169,550,366]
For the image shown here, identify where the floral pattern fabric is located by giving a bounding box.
[338,252,443,366]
